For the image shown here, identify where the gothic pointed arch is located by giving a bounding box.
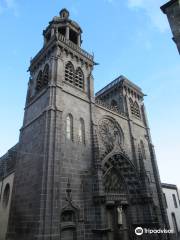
[75,67,84,90]
[102,153,142,197]
[65,61,75,85]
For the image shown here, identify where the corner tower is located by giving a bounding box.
[6,9,94,240]
[161,0,180,54]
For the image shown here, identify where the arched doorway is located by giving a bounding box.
[104,167,129,240]
[102,153,141,240]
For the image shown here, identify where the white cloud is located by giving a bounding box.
[127,0,169,32]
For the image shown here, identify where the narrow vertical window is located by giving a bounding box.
[66,114,73,140]
[129,98,134,115]
[43,64,49,86]
[172,194,178,208]
[134,101,141,118]
[65,62,74,84]
[75,68,84,90]
[3,183,10,208]
[78,118,85,144]
[36,71,43,91]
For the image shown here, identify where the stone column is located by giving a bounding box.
[51,27,55,37]
[66,26,69,40]
[78,34,81,47]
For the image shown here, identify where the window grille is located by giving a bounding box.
[64,62,84,90]
[134,101,141,118]
[129,98,141,118]
[129,98,134,115]
[65,62,74,85]
[75,68,84,90]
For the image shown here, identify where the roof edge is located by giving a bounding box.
[161,0,178,13]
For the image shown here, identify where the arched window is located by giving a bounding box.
[66,114,73,140]
[134,101,141,118]
[78,118,85,144]
[75,67,84,90]
[65,62,74,85]
[36,71,43,91]
[140,140,146,159]
[3,183,10,208]
[129,98,134,115]
[43,64,49,86]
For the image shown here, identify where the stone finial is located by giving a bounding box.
[66,178,72,202]
[59,8,69,19]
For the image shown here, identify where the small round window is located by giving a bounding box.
[3,183,10,209]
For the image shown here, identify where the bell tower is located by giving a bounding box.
[7,9,95,240]
[43,8,82,47]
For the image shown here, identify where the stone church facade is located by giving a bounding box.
[0,9,170,240]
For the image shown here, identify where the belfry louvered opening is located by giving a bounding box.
[65,62,84,90]
[75,67,84,90]
[65,62,74,85]
[129,98,141,119]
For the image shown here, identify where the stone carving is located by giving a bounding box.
[98,117,124,152]
[117,206,123,225]
[104,168,126,193]
[95,99,126,117]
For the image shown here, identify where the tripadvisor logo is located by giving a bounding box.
[135,227,174,235]
[135,227,143,236]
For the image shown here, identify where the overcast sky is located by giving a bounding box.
[0,0,179,186]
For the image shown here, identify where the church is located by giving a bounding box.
[0,8,169,240]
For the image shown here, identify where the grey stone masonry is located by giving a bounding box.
[161,0,180,54]
[4,8,170,240]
